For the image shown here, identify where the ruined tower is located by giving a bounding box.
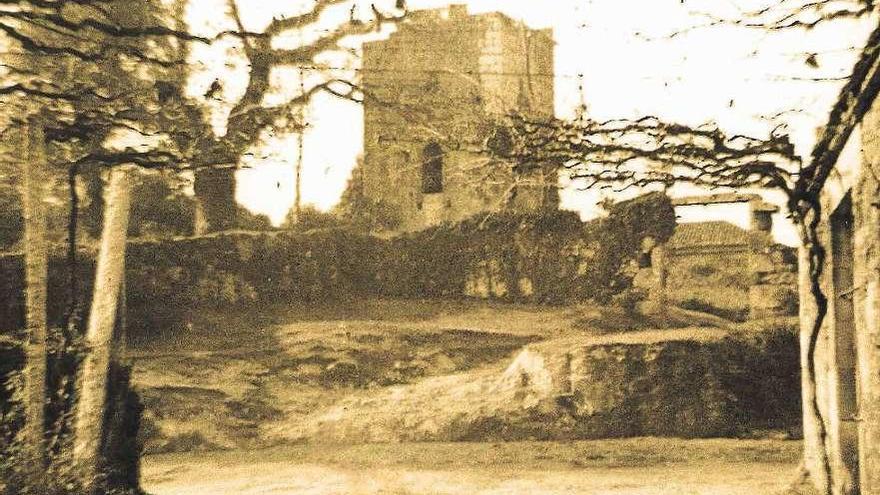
[361,5,556,231]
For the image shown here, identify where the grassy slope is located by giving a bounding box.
[131,298,736,452]
[131,299,564,453]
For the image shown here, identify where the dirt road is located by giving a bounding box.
[142,439,801,495]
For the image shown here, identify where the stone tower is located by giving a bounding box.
[361,5,557,231]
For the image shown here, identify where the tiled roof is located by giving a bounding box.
[667,221,752,250]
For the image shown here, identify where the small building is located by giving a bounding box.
[636,194,797,319]
[360,5,558,231]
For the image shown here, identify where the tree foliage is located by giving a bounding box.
[128,171,196,238]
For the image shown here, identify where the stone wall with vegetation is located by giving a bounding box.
[454,323,802,441]
[553,325,802,438]
[0,193,676,338]
[0,230,382,337]
[661,242,798,322]
[377,192,676,304]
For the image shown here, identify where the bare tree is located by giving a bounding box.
[187,0,406,231]
[491,114,798,192]
[714,0,875,31]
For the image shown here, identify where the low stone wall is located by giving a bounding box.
[530,327,802,438]
[1,196,676,339]
[0,229,383,335]
[651,242,798,321]
[294,324,802,443]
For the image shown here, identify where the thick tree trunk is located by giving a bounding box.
[20,116,49,467]
[72,166,132,491]
[193,167,236,233]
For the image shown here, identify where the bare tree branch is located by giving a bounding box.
[492,113,799,195]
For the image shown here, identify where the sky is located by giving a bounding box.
[186,0,876,244]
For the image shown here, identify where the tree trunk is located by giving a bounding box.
[293,134,303,224]
[72,166,132,491]
[293,68,305,224]
[193,167,237,232]
[20,116,49,467]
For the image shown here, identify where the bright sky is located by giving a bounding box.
[187,0,875,244]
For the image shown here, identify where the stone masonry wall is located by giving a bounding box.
[297,327,801,443]
[361,7,556,231]
[800,105,880,494]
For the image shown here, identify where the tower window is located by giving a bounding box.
[421,142,444,194]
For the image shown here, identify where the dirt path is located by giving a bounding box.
[142,439,801,495]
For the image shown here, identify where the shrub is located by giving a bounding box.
[191,268,257,306]
[283,205,341,232]
[335,195,401,232]
[0,185,23,251]
[128,172,196,238]
[0,341,143,495]
[235,207,274,231]
[779,288,800,316]
[582,192,677,303]
[334,157,401,232]
[712,321,801,433]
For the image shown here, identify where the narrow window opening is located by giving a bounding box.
[421,142,443,194]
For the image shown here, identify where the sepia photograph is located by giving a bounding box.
[0,0,878,494]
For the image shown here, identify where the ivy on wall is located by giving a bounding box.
[377,192,676,303]
[0,193,676,335]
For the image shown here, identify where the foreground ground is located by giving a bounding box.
[142,438,802,495]
[133,298,800,494]
[129,298,740,451]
